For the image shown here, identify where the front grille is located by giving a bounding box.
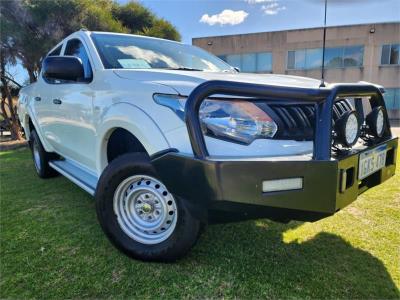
[332,98,354,121]
[268,103,316,140]
[260,98,356,141]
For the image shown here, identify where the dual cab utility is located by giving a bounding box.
[18,30,398,261]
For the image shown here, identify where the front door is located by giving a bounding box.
[45,38,97,171]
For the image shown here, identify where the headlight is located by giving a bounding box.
[199,100,277,144]
[366,106,385,138]
[334,110,360,147]
[153,94,278,144]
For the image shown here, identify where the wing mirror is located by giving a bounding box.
[42,56,84,82]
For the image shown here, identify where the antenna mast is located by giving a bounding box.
[320,0,328,88]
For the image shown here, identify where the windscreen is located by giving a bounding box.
[91,33,233,72]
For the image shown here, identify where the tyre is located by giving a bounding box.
[95,153,202,262]
[29,130,58,178]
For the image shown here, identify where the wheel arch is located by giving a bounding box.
[25,114,34,140]
[96,103,171,174]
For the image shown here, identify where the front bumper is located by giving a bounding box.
[152,80,397,222]
[152,137,397,222]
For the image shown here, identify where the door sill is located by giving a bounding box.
[49,159,98,196]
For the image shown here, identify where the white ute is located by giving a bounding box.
[18,30,397,261]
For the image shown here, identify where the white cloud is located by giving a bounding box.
[262,2,286,15]
[244,0,286,15]
[199,9,249,26]
[244,0,275,3]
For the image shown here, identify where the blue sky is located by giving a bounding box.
[136,0,400,43]
[9,0,400,84]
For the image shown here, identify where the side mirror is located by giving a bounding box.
[42,56,84,82]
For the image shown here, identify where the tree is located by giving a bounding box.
[0,0,180,84]
[0,54,23,140]
[0,0,180,141]
[0,10,23,140]
[111,2,181,41]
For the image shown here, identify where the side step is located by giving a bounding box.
[49,160,98,196]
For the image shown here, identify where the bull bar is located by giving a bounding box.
[151,81,398,223]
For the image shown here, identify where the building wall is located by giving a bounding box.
[193,22,400,120]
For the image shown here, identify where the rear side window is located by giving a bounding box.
[48,45,62,56]
[64,39,93,80]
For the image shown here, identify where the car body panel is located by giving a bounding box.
[17,31,397,216]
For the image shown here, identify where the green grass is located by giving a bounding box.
[1,148,399,299]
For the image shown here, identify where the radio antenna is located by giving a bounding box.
[319,0,328,88]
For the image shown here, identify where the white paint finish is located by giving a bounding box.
[114,69,323,96]
[165,125,313,157]
[18,30,320,184]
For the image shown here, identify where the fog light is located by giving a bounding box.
[262,178,303,193]
[366,106,385,138]
[335,110,360,147]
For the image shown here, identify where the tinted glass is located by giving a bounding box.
[226,54,241,70]
[325,47,343,68]
[91,33,232,72]
[65,39,93,80]
[384,88,399,110]
[294,49,306,69]
[381,45,391,65]
[287,51,295,69]
[241,53,256,72]
[48,45,62,56]
[257,52,272,72]
[305,48,322,69]
[390,44,399,64]
[217,55,227,61]
[343,46,363,67]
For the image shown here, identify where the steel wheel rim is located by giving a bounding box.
[33,141,41,172]
[113,175,178,245]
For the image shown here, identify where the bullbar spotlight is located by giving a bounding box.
[366,106,386,138]
[335,110,360,147]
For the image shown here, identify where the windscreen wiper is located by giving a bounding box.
[167,67,203,71]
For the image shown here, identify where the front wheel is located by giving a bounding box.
[95,153,202,262]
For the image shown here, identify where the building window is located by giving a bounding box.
[384,88,400,110]
[381,44,400,65]
[220,52,272,73]
[256,52,272,72]
[343,45,364,67]
[287,45,364,70]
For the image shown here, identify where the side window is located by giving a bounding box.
[64,39,93,81]
[48,45,62,56]
[42,44,63,83]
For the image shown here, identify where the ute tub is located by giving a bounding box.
[152,80,397,222]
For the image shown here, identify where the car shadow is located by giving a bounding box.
[188,219,399,298]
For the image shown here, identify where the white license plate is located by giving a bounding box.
[358,144,387,180]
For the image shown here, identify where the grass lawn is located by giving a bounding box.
[0,148,399,299]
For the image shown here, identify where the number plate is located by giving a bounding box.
[358,144,387,180]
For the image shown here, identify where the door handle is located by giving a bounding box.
[34,96,41,101]
[53,99,62,105]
